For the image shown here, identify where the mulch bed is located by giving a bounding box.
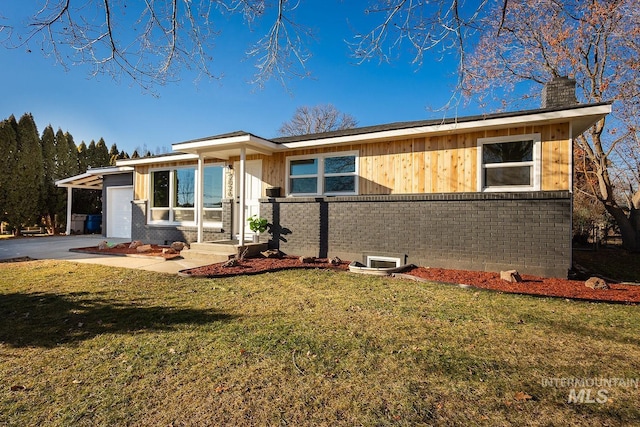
[71,244,182,260]
[64,245,640,304]
[181,257,640,304]
[400,266,640,304]
[179,256,350,278]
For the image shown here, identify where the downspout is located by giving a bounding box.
[197,154,204,243]
[238,147,246,245]
[65,187,72,235]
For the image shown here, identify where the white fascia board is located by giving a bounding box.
[282,104,612,149]
[116,153,200,166]
[55,172,94,187]
[88,166,134,175]
[172,134,282,155]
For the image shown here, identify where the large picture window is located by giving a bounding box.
[287,152,358,196]
[478,134,540,191]
[149,165,224,224]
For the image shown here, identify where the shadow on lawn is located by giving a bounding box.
[0,292,238,348]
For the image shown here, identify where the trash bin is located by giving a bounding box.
[70,214,88,234]
[85,214,102,234]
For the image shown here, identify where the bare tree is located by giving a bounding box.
[1,0,311,91]
[461,0,640,250]
[278,104,357,136]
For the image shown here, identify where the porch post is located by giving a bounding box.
[197,155,204,243]
[238,147,246,244]
[65,187,72,235]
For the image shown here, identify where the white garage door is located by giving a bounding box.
[107,186,133,239]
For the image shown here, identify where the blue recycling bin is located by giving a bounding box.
[85,214,102,234]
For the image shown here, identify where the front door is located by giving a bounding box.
[233,159,262,236]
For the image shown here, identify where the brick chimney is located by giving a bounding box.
[542,76,577,108]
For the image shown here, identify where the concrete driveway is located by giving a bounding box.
[0,235,209,274]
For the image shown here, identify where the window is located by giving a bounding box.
[478,134,540,191]
[203,166,223,223]
[366,256,402,269]
[149,166,224,224]
[287,152,357,196]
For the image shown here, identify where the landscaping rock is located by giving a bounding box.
[261,249,284,259]
[330,256,342,266]
[222,258,239,267]
[300,256,316,263]
[115,243,127,249]
[585,277,609,290]
[163,248,178,255]
[129,240,144,249]
[500,270,523,283]
[171,241,188,252]
[98,240,109,250]
[136,244,153,253]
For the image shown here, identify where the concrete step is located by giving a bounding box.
[182,241,269,263]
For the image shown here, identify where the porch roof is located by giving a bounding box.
[55,166,134,190]
[170,131,285,159]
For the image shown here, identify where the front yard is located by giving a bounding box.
[1,260,638,426]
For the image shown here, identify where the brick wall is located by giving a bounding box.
[261,192,572,278]
[542,76,577,109]
[131,199,233,244]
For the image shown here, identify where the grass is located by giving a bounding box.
[1,260,639,426]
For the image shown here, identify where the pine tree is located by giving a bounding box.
[95,138,110,167]
[131,150,140,159]
[6,114,44,233]
[109,143,119,166]
[0,116,18,227]
[40,125,57,233]
[77,141,88,173]
[86,140,97,168]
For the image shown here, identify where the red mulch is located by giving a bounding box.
[402,266,640,304]
[69,245,640,304]
[179,256,350,278]
[71,244,182,260]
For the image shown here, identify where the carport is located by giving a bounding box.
[55,166,134,238]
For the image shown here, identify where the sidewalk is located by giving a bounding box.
[0,235,211,274]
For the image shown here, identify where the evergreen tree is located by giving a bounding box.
[40,125,57,233]
[95,138,110,167]
[86,140,97,168]
[131,150,140,159]
[77,141,88,173]
[5,114,43,233]
[109,143,119,166]
[0,116,18,227]
[118,150,130,160]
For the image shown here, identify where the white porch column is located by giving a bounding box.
[65,187,73,235]
[238,147,246,244]
[197,155,205,243]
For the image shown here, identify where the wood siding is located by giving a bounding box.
[132,123,571,198]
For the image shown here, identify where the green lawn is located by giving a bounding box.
[1,260,638,426]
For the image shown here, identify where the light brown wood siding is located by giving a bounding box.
[132,123,571,198]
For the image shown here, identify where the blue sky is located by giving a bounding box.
[0,1,490,155]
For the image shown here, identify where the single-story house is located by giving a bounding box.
[57,78,611,277]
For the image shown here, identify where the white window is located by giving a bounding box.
[478,134,541,192]
[149,165,224,225]
[287,151,358,196]
[366,255,402,269]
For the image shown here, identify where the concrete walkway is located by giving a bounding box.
[0,235,211,274]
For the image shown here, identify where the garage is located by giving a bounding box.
[106,186,133,239]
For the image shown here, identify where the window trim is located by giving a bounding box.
[477,134,541,192]
[286,151,359,196]
[202,164,225,227]
[366,255,402,269]
[148,163,225,227]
